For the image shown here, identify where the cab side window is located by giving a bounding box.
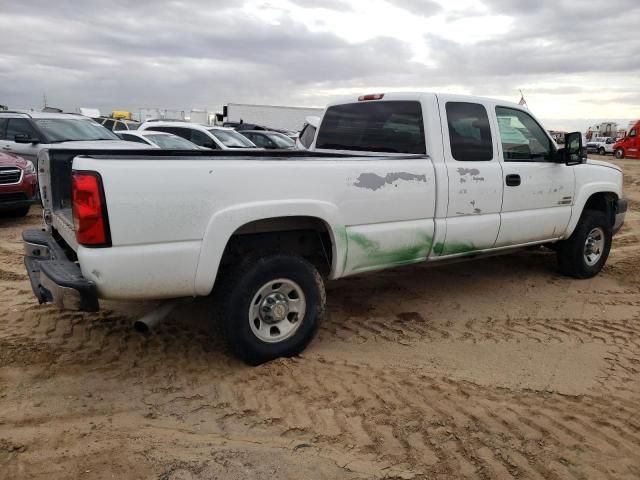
[190,129,217,149]
[630,129,637,137]
[6,118,37,141]
[102,119,115,131]
[446,102,493,161]
[249,134,274,148]
[121,134,149,145]
[0,118,7,140]
[496,107,553,162]
[299,123,316,148]
[146,126,174,135]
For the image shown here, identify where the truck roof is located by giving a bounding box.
[324,92,524,110]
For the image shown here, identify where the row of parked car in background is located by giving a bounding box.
[91,115,301,151]
[0,108,319,217]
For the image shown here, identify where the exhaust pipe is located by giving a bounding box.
[133,300,180,333]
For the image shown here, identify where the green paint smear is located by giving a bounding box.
[335,225,478,273]
[348,230,434,270]
[433,240,476,256]
[333,225,349,273]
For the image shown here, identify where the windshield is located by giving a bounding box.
[209,129,256,148]
[145,134,200,150]
[266,132,295,148]
[35,118,119,142]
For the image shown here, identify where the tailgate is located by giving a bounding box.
[39,147,164,251]
[38,149,78,250]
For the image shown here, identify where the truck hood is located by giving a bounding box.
[586,159,622,172]
[50,140,152,149]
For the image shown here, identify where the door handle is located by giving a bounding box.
[505,174,521,186]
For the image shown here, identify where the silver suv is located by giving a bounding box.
[0,111,150,165]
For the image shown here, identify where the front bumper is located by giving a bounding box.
[23,229,99,311]
[0,192,38,211]
[613,198,627,234]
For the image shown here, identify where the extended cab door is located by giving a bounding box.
[494,106,575,246]
[436,98,503,256]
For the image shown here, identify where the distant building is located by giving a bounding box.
[586,122,619,140]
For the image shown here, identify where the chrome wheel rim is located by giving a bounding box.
[249,278,306,343]
[584,227,605,266]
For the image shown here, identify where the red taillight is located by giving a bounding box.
[358,93,385,101]
[72,171,110,247]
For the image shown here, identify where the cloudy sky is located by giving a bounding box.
[1,0,638,130]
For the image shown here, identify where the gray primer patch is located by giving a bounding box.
[457,168,480,176]
[354,172,427,191]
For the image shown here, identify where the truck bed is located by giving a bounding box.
[42,148,427,251]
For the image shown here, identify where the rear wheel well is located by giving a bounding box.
[583,192,617,227]
[219,216,334,277]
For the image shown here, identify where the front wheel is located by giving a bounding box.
[556,210,612,278]
[214,254,325,365]
[598,147,605,155]
[614,148,625,159]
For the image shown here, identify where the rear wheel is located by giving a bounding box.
[557,210,612,278]
[614,148,625,159]
[214,254,325,365]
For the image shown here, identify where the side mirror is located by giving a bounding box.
[14,133,40,144]
[560,131,585,166]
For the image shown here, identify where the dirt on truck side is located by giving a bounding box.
[1,156,639,480]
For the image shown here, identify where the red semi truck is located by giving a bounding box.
[613,120,640,159]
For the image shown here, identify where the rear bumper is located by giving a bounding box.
[23,229,99,312]
[613,198,627,234]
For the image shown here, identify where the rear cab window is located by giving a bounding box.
[445,102,493,161]
[315,101,426,154]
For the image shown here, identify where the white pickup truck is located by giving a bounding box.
[586,136,616,156]
[24,92,627,364]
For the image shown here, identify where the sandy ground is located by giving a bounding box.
[1,155,639,480]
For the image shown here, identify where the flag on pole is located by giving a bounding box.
[518,90,527,108]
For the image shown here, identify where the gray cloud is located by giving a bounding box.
[386,0,442,15]
[287,0,353,10]
[0,1,419,111]
[0,0,638,126]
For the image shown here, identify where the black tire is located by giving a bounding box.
[614,148,625,159]
[598,147,605,156]
[556,210,612,279]
[5,206,30,217]
[214,254,325,365]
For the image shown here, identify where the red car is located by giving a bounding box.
[0,152,37,217]
[613,120,639,159]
